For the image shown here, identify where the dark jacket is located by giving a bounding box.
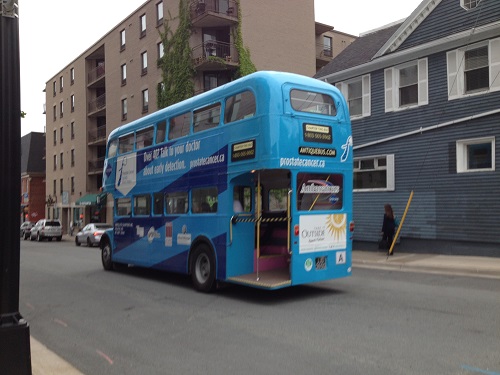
[382,214,396,236]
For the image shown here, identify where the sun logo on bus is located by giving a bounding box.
[326,214,346,241]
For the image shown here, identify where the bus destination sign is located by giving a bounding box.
[303,123,332,144]
[231,139,256,162]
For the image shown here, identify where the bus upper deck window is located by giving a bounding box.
[193,103,221,133]
[156,120,167,144]
[169,112,191,140]
[136,126,154,150]
[290,89,336,116]
[118,133,134,154]
[108,139,118,158]
[224,91,256,124]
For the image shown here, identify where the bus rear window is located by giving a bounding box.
[225,91,256,123]
[290,90,336,116]
[107,139,118,158]
[297,173,343,211]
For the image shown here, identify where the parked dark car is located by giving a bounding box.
[20,221,34,239]
[75,223,112,247]
[30,219,63,241]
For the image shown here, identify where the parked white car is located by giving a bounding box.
[75,223,112,247]
[30,219,63,242]
[20,221,34,239]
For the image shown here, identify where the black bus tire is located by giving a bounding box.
[101,238,113,271]
[190,243,216,293]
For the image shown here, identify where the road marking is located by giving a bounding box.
[462,365,500,375]
[97,349,114,365]
[53,318,68,328]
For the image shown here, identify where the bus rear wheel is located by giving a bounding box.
[190,243,216,292]
[101,239,113,271]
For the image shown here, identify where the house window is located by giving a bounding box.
[156,1,163,26]
[323,36,332,57]
[456,137,495,173]
[141,51,148,75]
[71,95,75,112]
[140,14,146,38]
[71,122,75,139]
[121,98,128,121]
[60,127,63,144]
[71,149,75,167]
[70,68,75,85]
[120,29,126,51]
[354,155,395,191]
[461,0,481,10]
[60,152,64,169]
[142,89,149,113]
[59,101,64,118]
[447,38,500,99]
[121,64,127,85]
[157,42,164,62]
[384,59,428,112]
[71,177,75,194]
[336,75,371,118]
[59,76,64,92]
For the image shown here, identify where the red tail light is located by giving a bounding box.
[294,224,299,236]
[349,221,355,232]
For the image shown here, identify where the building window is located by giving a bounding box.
[59,101,64,118]
[120,29,126,51]
[336,75,371,118]
[447,38,500,99]
[385,59,428,112]
[121,64,127,85]
[71,122,75,139]
[59,76,64,92]
[140,14,146,38]
[156,1,163,26]
[53,155,57,171]
[71,95,75,112]
[71,149,75,167]
[60,127,63,144]
[121,98,128,121]
[142,89,149,113]
[354,155,395,191]
[461,0,481,10]
[70,68,75,85]
[53,105,56,121]
[71,177,75,194]
[60,179,63,195]
[60,152,64,169]
[157,42,164,63]
[141,51,148,75]
[53,180,56,196]
[52,81,56,97]
[53,129,57,145]
[456,137,495,173]
[323,36,332,57]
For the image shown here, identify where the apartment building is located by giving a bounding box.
[45,0,348,230]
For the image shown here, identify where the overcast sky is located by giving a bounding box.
[18,0,422,136]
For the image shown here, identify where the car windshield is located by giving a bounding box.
[94,224,112,230]
[46,221,61,226]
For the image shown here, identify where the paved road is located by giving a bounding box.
[20,238,500,375]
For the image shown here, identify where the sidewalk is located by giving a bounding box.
[29,250,500,375]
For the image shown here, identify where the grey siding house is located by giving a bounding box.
[316,0,500,256]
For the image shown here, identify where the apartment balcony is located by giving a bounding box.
[190,0,238,28]
[88,94,106,117]
[88,126,107,146]
[88,157,105,175]
[316,44,333,68]
[192,41,238,71]
[87,63,105,88]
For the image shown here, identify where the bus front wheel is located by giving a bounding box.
[101,239,113,271]
[190,243,216,292]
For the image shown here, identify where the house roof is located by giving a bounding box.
[21,132,45,174]
[314,22,403,79]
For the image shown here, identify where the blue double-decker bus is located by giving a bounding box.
[100,71,353,291]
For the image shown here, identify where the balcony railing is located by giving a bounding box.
[88,63,105,85]
[88,157,105,174]
[192,41,238,70]
[88,94,106,115]
[88,126,107,144]
[190,0,238,27]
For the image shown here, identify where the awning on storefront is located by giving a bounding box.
[76,194,98,206]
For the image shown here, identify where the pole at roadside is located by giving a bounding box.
[0,1,32,373]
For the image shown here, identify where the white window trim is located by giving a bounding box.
[384,58,428,112]
[353,154,395,192]
[335,74,371,119]
[447,38,500,100]
[461,0,482,10]
[456,136,495,173]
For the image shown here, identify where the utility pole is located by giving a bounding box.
[0,1,32,373]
